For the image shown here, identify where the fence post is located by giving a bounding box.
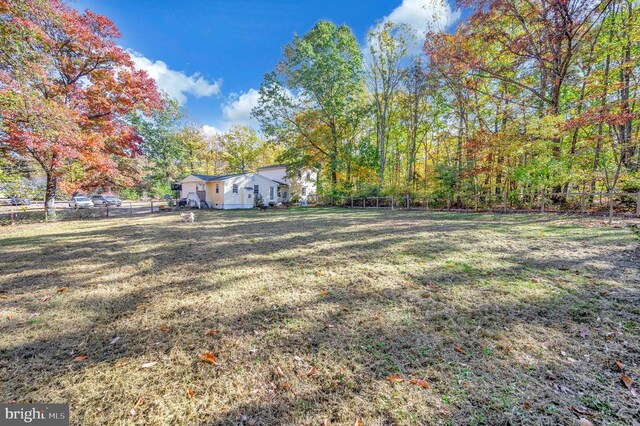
[391,196,394,210]
[106,204,109,218]
[426,196,429,210]
[541,192,545,213]
[350,196,353,208]
[580,192,586,214]
[504,192,508,212]
[151,200,154,213]
[406,194,410,210]
[376,197,379,209]
[637,192,640,216]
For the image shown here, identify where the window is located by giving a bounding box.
[284,191,288,199]
[254,185,259,195]
[269,186,274,200]
[215,184,219,194]
[232,184,238,194]
[306,172,311,180]
[301,187,307,196]
[277,189,282,197]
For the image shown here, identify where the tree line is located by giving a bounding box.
[1,0,638,218]
[253,0,639,211]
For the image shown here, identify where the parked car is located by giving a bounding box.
[69,196,93,209]
[6,196,31,206]
[91,194,122,207]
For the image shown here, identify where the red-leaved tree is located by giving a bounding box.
[0,0,163,217]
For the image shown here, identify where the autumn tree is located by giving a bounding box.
[253,20,366,196]
[0,0,162,217]
[218,125,264,174]
[129,98,184,192]
[367,21,410,187]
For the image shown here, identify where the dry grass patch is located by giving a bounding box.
[0,209,639,425]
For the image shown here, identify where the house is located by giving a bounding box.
[256,164,317,203]
[179,172,289,209]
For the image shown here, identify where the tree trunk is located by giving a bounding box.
[608,191,614,225]
[45,173,58,220]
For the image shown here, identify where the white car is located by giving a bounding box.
[69,196,93,209]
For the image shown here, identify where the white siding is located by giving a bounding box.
[257,166,290,185]
[180,176,203,200]
[180,173,286,209]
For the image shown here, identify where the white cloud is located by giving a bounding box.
[128,50,222,104]
[221,89,261,128]
[201,125,222,137]
[376,0,461,53]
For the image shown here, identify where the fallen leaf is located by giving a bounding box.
[187,389,195,398]
[409,378,430,388]
[307,366,318,377]
[570,406,593,417]
[523,401,531,409]
[386,375,405,383]
[72,355,88,362]
[205,329,219,336]
[41,295,52,302]
[621,375,633,389]
[320,291,330,297]
[0,295,8,299]
[579,324,590,339]
[136,304,145,310]
[454,346,466,355]
[56,287,68,293]
[354,417,364,426]
[421,293,431,299]
[578,418,594,426]
[276,366,285,377]
[159,326,170,332]
[615,360,625,371]
[110,337,121,345]
[134,397,144,408]
[141,362,157,369]
[199,352,216,364]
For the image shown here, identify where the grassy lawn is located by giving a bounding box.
[1,208,638,425]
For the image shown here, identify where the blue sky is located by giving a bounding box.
[73,0,461,135]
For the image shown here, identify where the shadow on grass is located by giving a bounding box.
[0,209,638,424]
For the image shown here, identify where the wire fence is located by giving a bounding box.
[3,191,639,224]
[0,200,178,225]
[315,191,640,217]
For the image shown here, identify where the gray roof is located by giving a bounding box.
[190,173,247,182]
[269,178,289,186]
[257,164,288,170]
